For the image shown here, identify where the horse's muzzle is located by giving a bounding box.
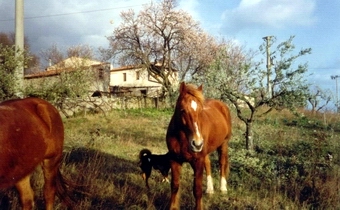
[190,139,203,152]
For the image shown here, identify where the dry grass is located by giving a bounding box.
[1,107,339,209]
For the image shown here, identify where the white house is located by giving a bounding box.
[109,63,178,97]
[25,57,111,95]
[25,57,178,98]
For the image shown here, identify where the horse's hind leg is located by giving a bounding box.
[218,141,229,192]
[15,175,34,210]
[42,157,60,210]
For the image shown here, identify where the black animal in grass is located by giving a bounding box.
[139,149,171,189]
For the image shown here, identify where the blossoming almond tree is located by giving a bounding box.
[103,0,218,103]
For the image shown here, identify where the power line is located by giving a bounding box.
[310,67,340,70]
[0,4,145,22]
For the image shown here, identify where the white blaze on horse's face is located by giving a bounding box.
[189,100,204,152]
[191,100,197,111]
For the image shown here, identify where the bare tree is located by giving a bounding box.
[39,44,64,68]
[67,45,94,59]
[102,0,218,101]
[40,44,95,69]
[308,85,332,114]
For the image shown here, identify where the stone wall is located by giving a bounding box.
[60,95,169,117]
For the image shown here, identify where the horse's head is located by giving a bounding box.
[176,82,205,152]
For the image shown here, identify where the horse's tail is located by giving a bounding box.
[139,148,152,163]
[55,169,76,208]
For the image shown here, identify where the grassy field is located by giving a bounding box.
[1,107,339,209]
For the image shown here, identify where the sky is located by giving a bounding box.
[0,0,339,109]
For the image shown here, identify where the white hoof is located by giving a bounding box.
[206,189,215,194]
[206,175,214,194]
[220,177,228,193]
[220,187,228,194]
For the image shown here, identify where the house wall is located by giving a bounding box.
[24,65,110,94]
[24,59,179,98]
[110,67,161,87]
[25,75,60,89]
[89,65,111,92]
[236,95,255,108]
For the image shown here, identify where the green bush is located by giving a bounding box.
[0,44,28,100]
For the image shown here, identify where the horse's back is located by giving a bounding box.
[0,97,64,188]
[203,99,231,130]
[0,97,63,139]
[202,99,232,149]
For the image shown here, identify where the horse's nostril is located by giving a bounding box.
[193,141,202,147]
[191,140,203,152]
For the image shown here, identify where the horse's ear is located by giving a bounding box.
[179,82,186,93]
[198,84,203,92]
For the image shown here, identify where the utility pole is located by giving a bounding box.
[263,36,273,98]
[15,0,24,96]
[331,75,340,112]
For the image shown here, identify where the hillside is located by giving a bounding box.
[1,108,339,209]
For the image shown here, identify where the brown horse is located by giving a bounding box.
[166,82,232,210]
[0,97,73,210]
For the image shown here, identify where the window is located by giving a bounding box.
[123,73,127,81]
[136,71,140,80]
[98,68,104,80]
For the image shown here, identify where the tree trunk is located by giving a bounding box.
[245,121,254,151]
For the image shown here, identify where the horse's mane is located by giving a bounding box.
[183,84,205,105]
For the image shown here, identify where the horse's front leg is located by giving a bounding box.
[170,160,182,210]
[191,158,204,210]
[204,155,214,194]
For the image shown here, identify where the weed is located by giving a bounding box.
[0,108,339,209]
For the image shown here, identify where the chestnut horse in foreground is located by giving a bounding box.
[166,82,232,210]
[0,98,73,210]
